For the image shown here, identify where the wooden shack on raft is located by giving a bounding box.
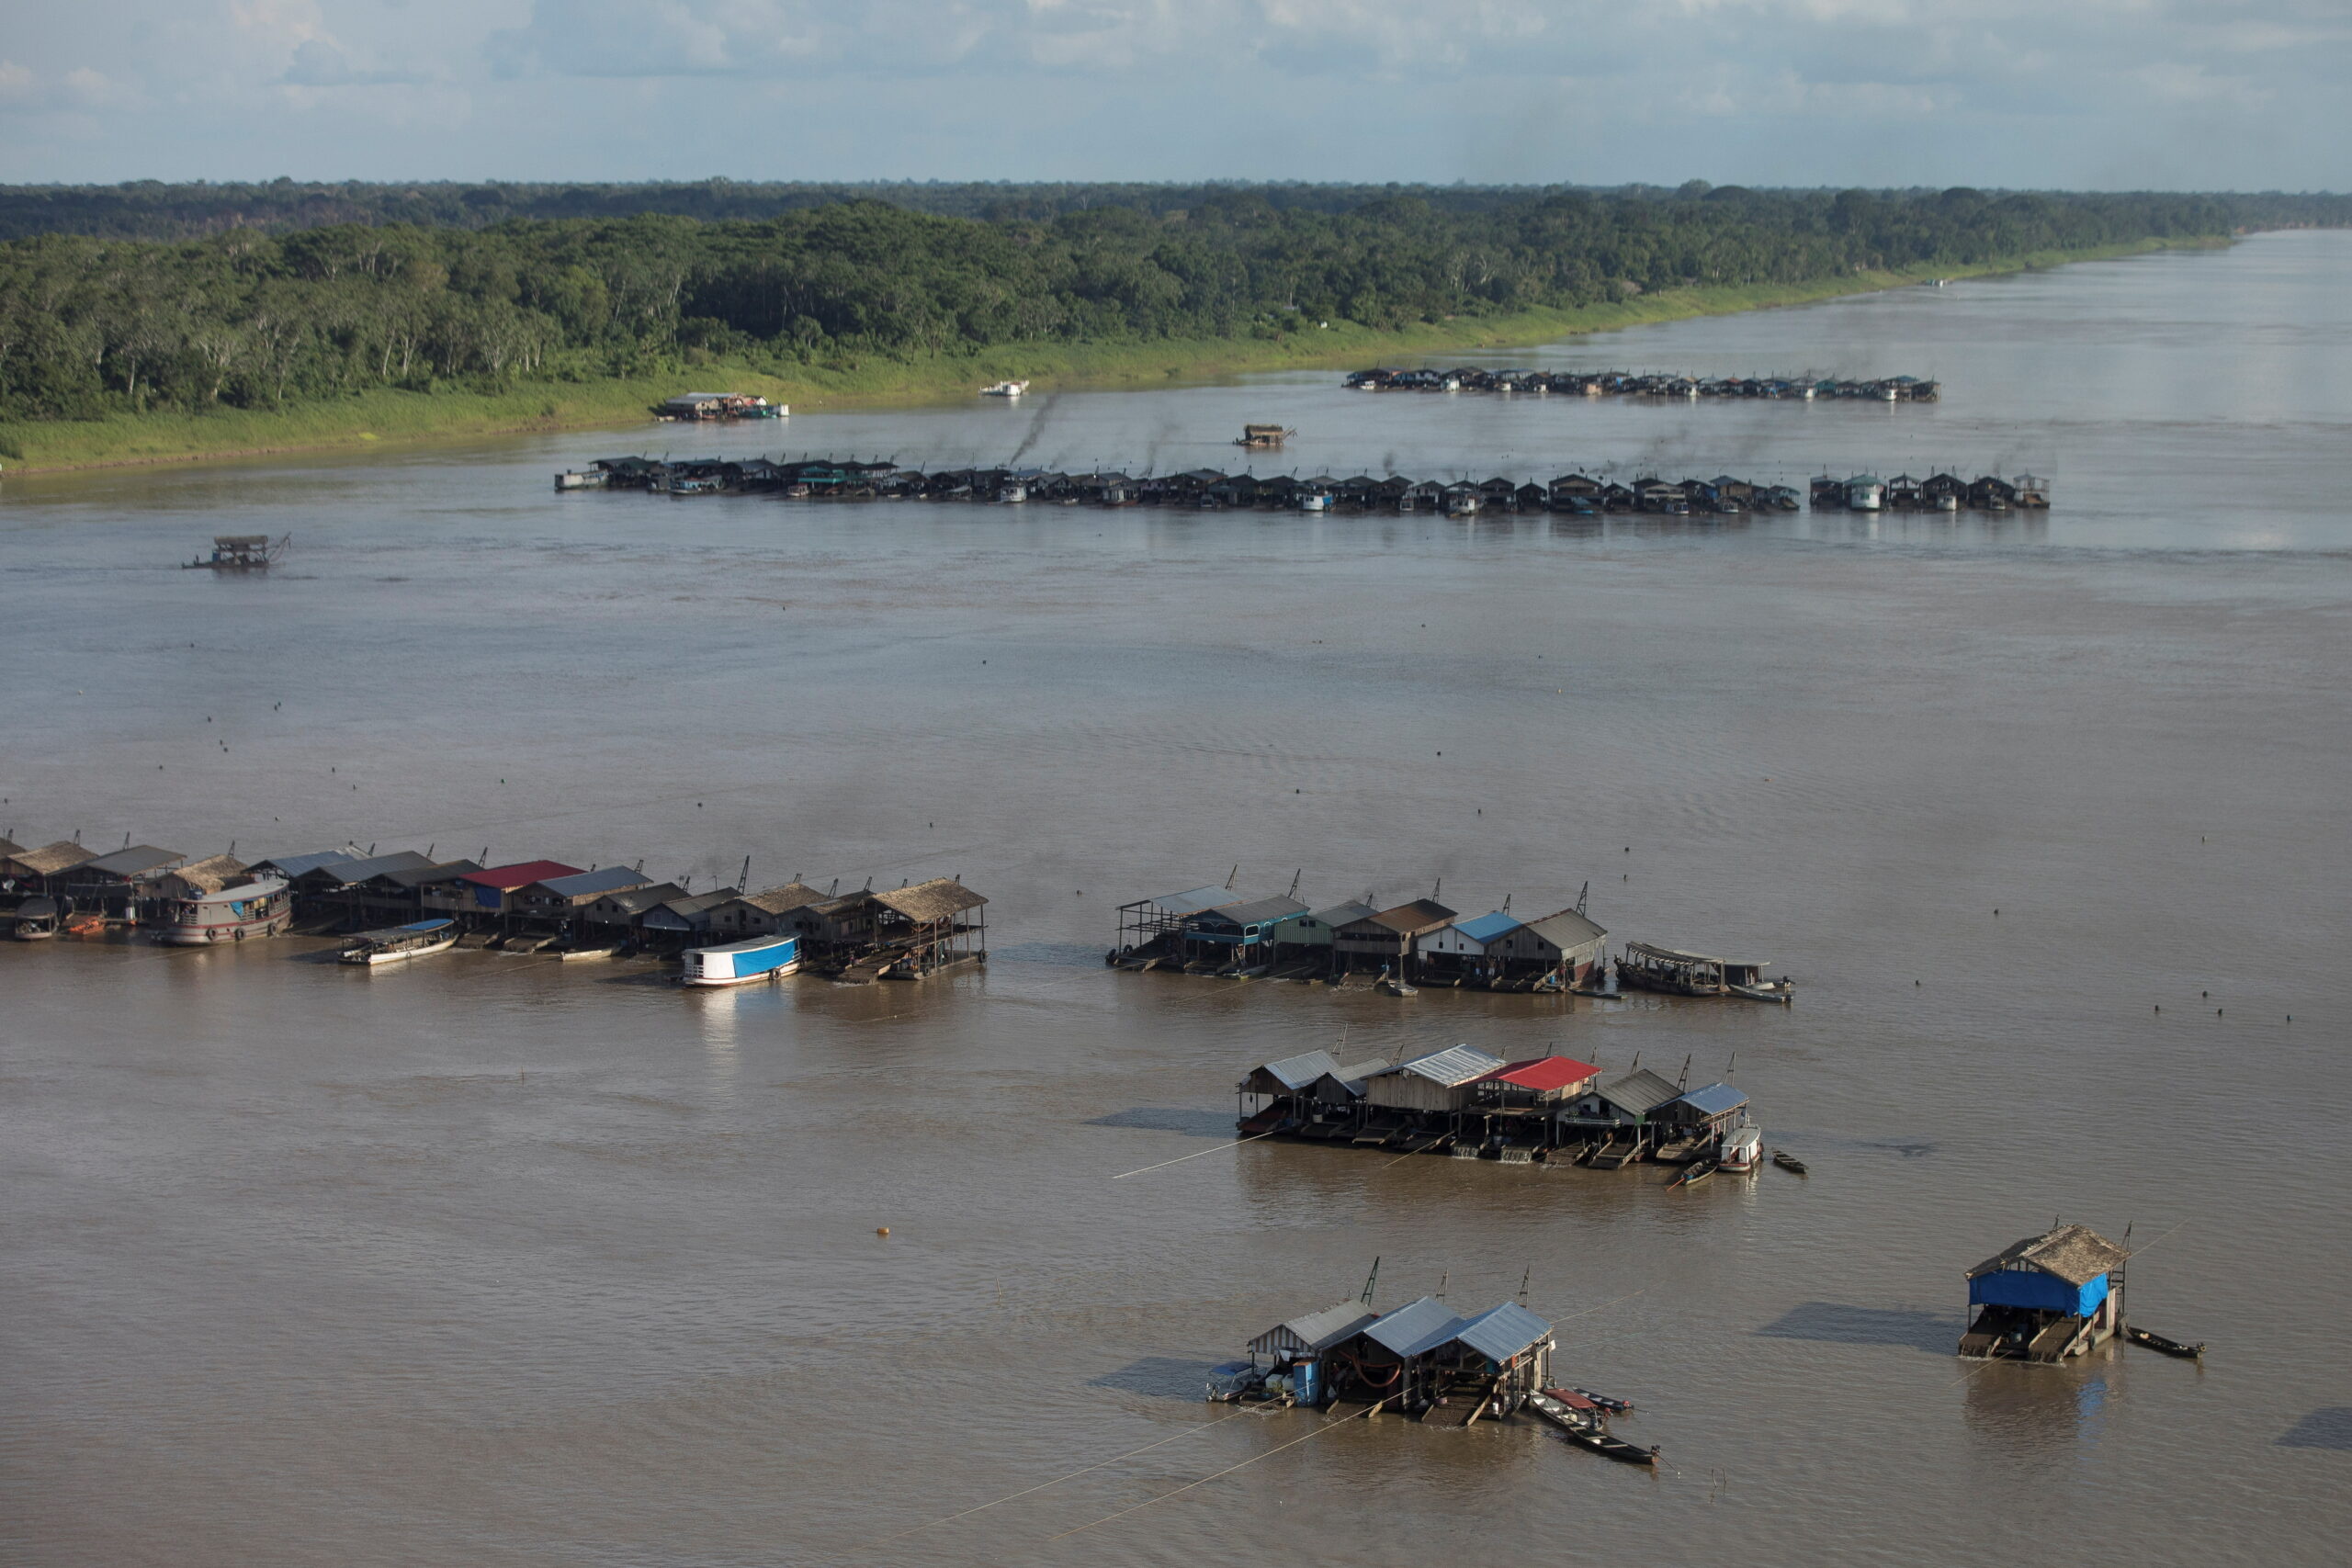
[1959,1224,2132,1363]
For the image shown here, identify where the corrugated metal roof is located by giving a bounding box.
[1673,1082,1749,1116]
[1136,885,1239,916]
[1310,901,1379,929]
[1248,1302,1381,1356]
[1256,1050,1340,1091]
[315,850,435,885]
[1371,899,1456,934]
[593,883,687,914]
[380,859,482,888]
[1192,896,1308,927]
[1450,910,1522,944]
[1485,1055,1601,1092]
[251,850,361,880]
[1394,1044,1508,1088]
[661,889,741,918]
[1325,1058,1391,1091]
[534,865,651,898]
[1521,908,1607,946]
[1454,1303,1554,1364]
[463,861,582,891]
[1597,1068,1683,1114]
[1366,1297,1472,1359]
[78,846,185,877]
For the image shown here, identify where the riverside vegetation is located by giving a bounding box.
[1,183,2342,469]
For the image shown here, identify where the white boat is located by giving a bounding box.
[1299,492,1331,512]
[1719,1124,1763,1173]
[681,932,800,987]
[154,876,294,944]
[1846,475,1885,511]
[980,380,1029,398]
[339,918,460,965]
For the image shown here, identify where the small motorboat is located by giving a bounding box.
[1571,1387,1634,1414]
[1724,961,1792,1003]
[10,895,62,940]
[1669,1157,1719,1189]
[1380,975,1418,998]
[552,942,621,961]
[1771,1149,1808,1175]
[2123,1325,2205,1360]
[1204,1359,1270,1403]
[1528,1390,1657,1466]
[979,380,1030,397]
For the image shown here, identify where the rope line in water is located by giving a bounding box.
[1112,1129,1277,1179]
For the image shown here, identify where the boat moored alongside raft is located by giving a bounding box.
[339,918,459,965]
[680,932,800,987]
[154,876,294,945]
[1616,942,1793,1002]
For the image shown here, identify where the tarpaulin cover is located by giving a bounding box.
[1969,1269,2109,1318]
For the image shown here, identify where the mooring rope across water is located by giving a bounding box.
[1111,1129,1278,1179]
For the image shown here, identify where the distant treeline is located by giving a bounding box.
[0,185,2343,426]
[6,177,2350,243]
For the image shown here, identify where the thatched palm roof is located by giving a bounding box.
[169,853,251,894]
[739,882,827,915]
[873,877,985,922]
[1967,1224,2130,1286]
[14,840,95,876]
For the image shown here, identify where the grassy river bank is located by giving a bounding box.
[0,238,2212,475]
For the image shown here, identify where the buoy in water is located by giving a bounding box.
[876,1226,890,1236]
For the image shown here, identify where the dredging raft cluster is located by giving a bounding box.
[0,834,985,983]
[1344,367,1941,400]
[560,455,2046,514]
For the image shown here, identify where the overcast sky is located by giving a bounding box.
[2,0,2345,189]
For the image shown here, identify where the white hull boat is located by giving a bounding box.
[340,918,460,965]
[681,933,801,987]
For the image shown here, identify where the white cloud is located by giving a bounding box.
[0,59,133,111]
[0,0,2344,187]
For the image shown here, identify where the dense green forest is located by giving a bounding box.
[1,179,1587,240]
[0,185,2343,429]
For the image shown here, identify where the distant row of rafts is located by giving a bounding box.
[560,457,2047,513]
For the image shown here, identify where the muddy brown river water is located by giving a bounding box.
[3,231,2348,1566]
